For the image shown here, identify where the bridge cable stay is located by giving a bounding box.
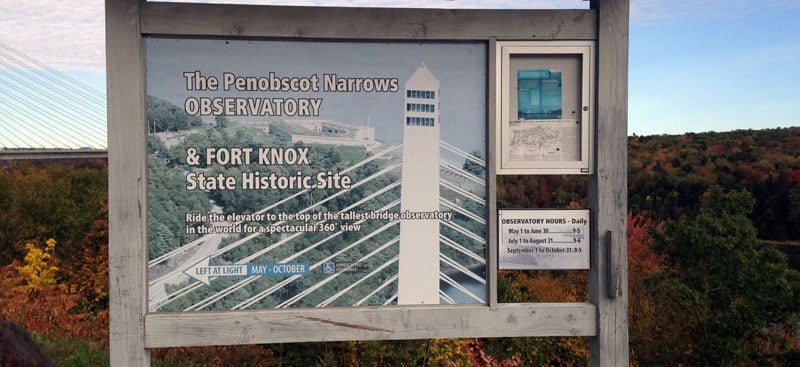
[441,272,485,303]
[0,108,48,147]
[0,42,106,149]
[0,58,107,138]
[441,220,485,244]
[441,180,484,204]
[440,160,486,187]
[316,255,399,307]
[383,294,397,306]
[353,274,398,306]
[441,254,486,285]
[440,140,485,166]
[0,78,96,147]
[0,93,81,147]
[440,198,486,225]
[277,238,400,308]
[0,43,105,101]
[440,235,485,264]
[230,222,401,310]
[440,290,457,304]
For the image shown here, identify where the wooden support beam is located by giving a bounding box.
[145,303,596,347]
[141,2,596,41]
[107,0,149,365]
[589,0,630,366]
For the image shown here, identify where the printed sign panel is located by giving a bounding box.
[498,209,590,270]
[145,38,487,311]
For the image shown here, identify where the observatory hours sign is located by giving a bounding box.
[145,38,489,312]
[498,209,590,270]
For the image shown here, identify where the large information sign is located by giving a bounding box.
[145,38,488,311]
[498,209,590,270]
[106,3,632,363]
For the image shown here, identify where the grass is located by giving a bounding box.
[335,145,366,163]
[31,333,109,367]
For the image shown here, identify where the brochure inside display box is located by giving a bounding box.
[495,41,595,175]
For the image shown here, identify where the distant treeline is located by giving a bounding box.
[500,127,800,242]
[628,127,800,242]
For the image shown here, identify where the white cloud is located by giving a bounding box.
[0,0,106,73]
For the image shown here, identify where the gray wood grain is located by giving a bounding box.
[107,0,150,365]
[589,0,630,366]
[141,3,596,41]
[145,303,596,347]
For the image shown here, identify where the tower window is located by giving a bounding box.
[406,103,435,112]
[406,117,435,126]
[406,89,436,99]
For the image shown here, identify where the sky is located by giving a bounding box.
[0,0,798,148]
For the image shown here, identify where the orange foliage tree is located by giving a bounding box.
[626,212,677,366]
[63,206,109,311]
[0,160,109,343]
[478,269,589,366]
[0,239,108,347]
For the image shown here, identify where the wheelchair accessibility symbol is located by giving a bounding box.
[323,262,336,274]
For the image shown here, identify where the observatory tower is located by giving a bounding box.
[398,64,441,305]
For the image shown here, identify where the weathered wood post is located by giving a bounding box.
[589,0,630,366]
[107,0,149,365]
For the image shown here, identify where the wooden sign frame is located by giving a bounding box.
[106,1,629,366]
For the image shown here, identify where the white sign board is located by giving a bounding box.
[498,209,590,270]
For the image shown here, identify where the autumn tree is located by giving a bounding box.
[0,160,107,270]
[626,212,679,366]
[628,127,800,241]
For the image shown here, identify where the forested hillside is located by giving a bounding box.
[1,127,799,365]
[629,128,800,242]
[626,128,800,366]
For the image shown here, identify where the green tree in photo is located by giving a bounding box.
[214,115,229,129]
[463,149,485,177]
[146,95,202,132]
